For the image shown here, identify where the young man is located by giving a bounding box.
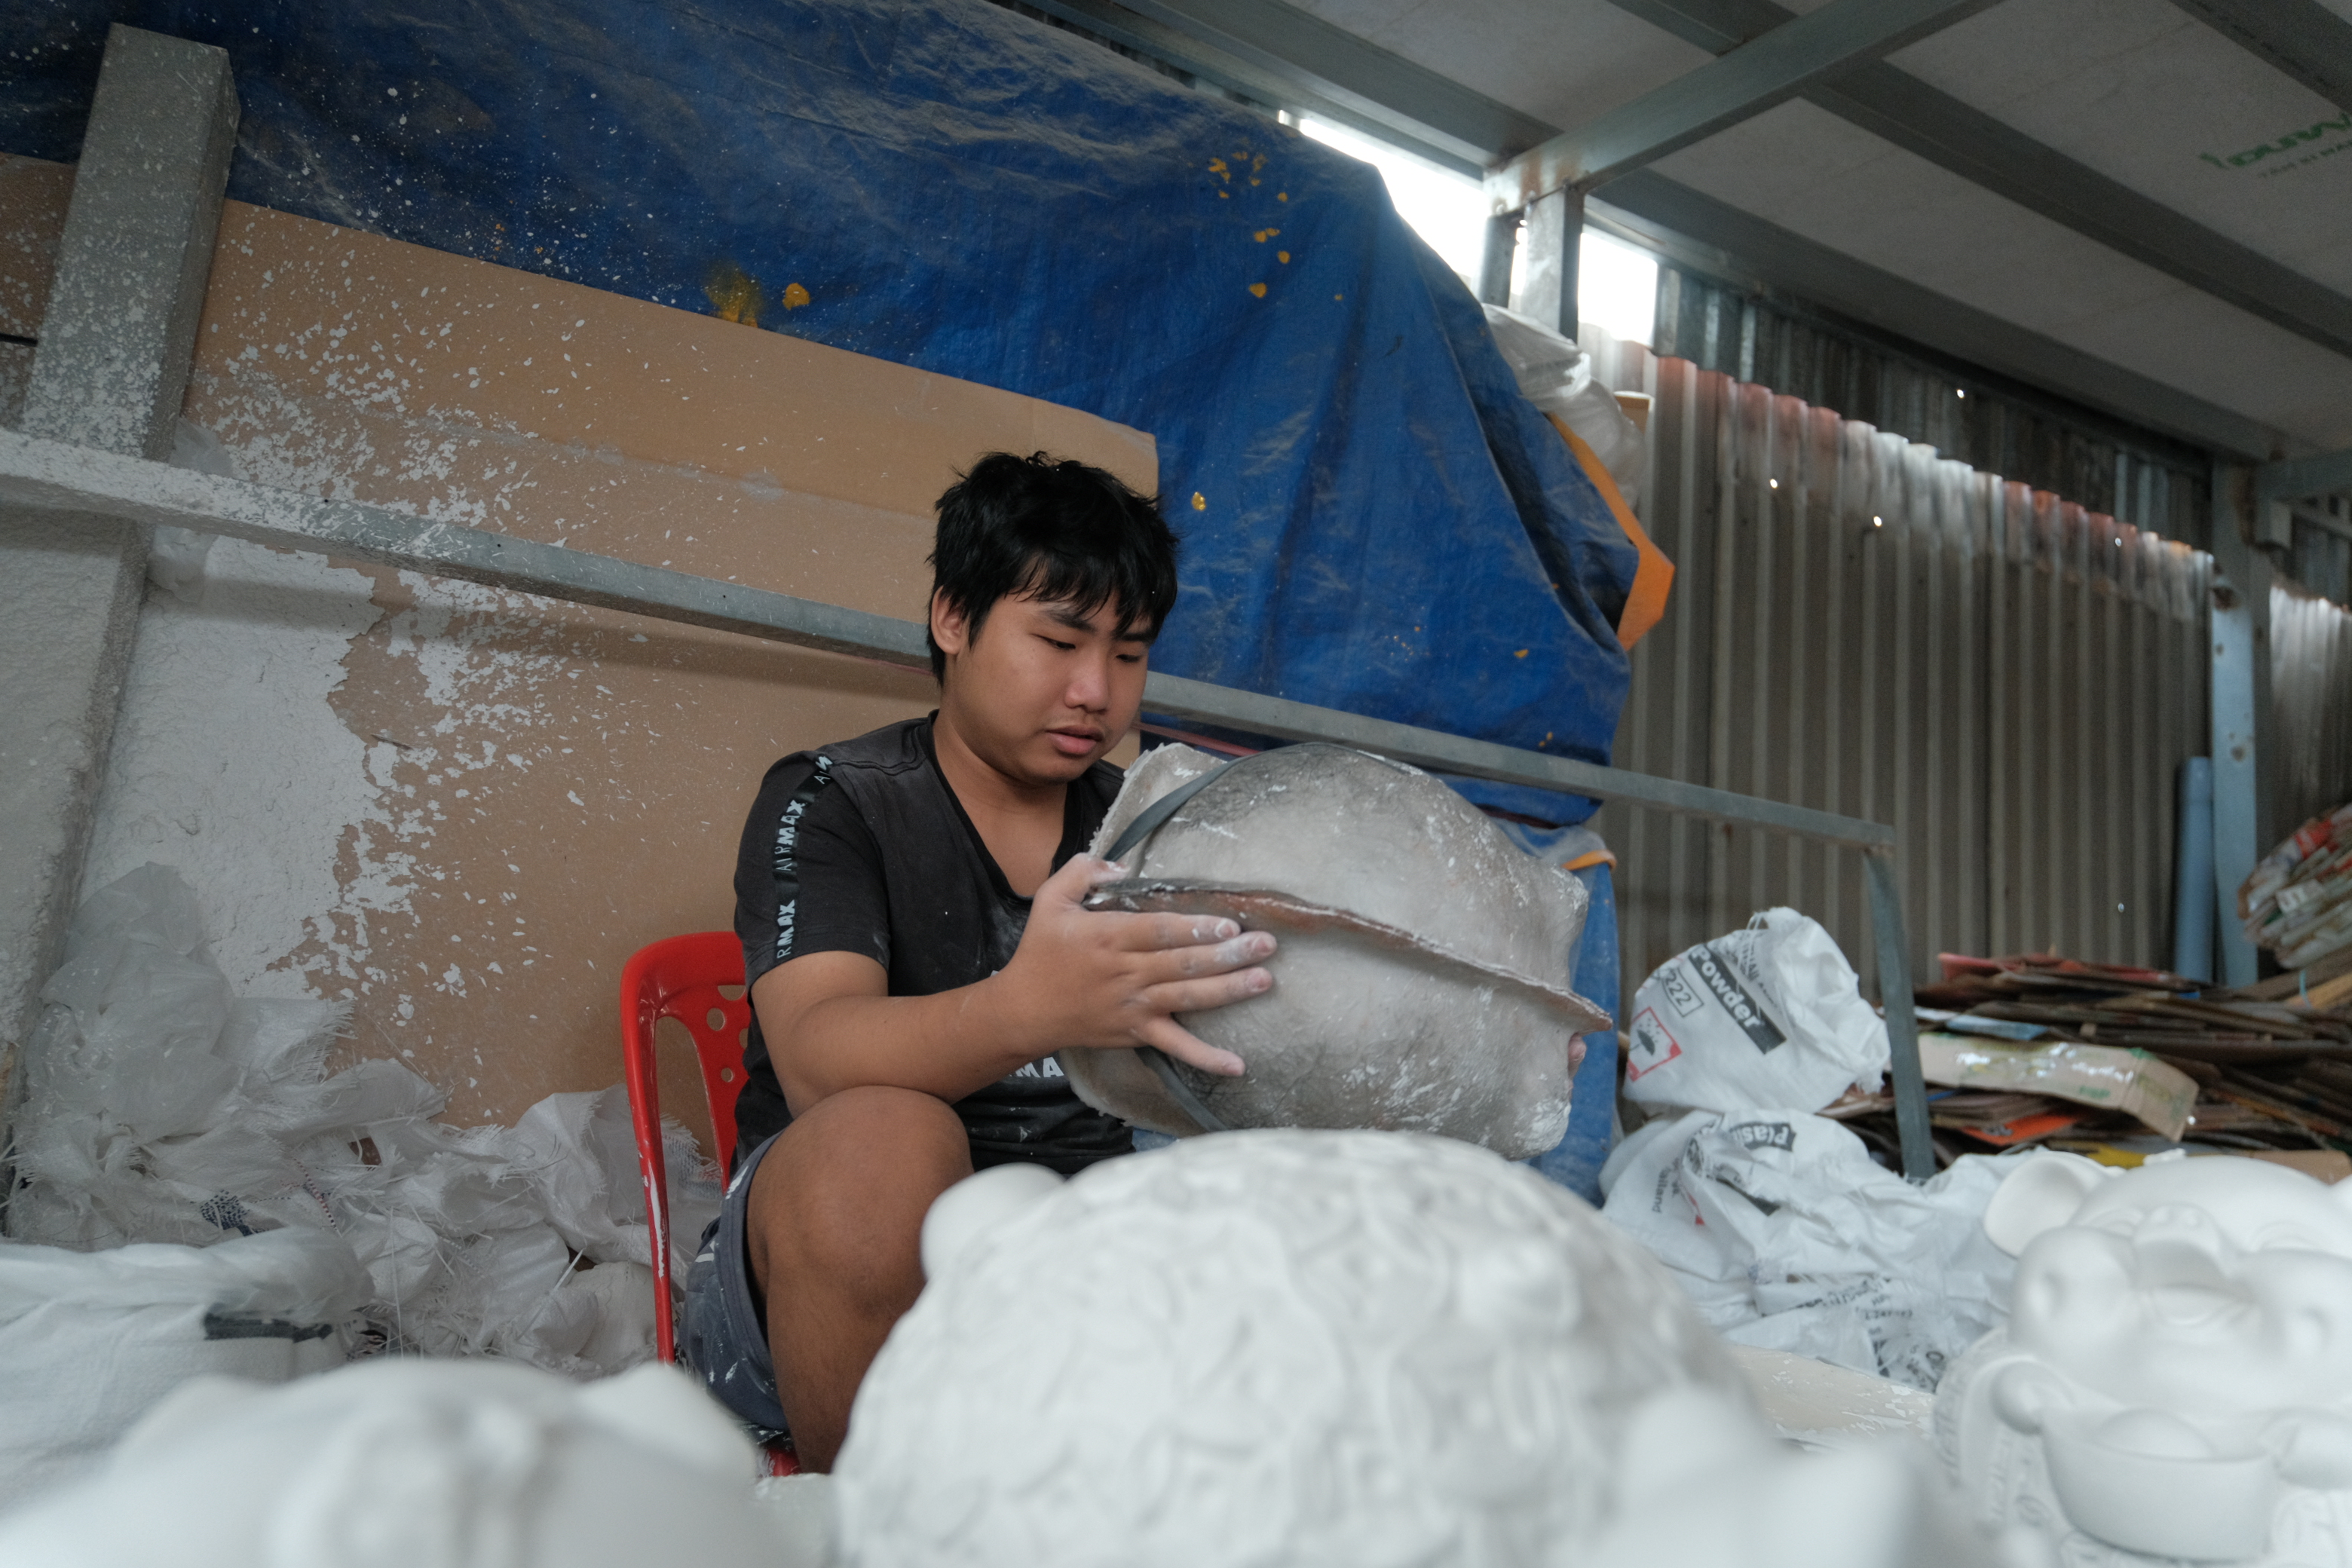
[683,452,1276,1470]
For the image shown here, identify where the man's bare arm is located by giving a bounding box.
[755,854,1276,1116]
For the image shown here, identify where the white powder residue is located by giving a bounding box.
[80,536,396,997]
[379,570,571,737]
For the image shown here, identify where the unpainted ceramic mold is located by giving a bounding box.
[1939,1151,2352,1564]
[837,1129,1998,1568]
[0,1359,797,1568]
[1063,745,1608,1158]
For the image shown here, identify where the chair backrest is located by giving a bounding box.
[618,930,751,1365]
[628,930,754,1171]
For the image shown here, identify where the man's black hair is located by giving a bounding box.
[926,452,1181,682]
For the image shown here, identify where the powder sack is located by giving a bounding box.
[1623,908,1889,1116]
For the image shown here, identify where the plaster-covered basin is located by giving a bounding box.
[1058,743,1608,1159]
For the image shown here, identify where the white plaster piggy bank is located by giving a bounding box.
[1937,1152,2352,1564]
[837,1129,2001,1568]
[0,1358,807,1568]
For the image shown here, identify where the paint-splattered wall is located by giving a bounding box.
[2,153,1156,1151]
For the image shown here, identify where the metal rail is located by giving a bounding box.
[2168,0,2352,117]
[0,425,1939,1178]
[1606,0,2352,366]
[1032,0,2352,390]
[1484,0,1997,208]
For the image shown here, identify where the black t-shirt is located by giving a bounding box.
[730,715,1133,1174]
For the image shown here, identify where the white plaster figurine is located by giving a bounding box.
[0,1358,807,1568]
[835,1128,1999,1568]
[1939,1150,2352,1564]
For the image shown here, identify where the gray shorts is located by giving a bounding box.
[680,1131,792,1441]
[677,1126,1153,1441]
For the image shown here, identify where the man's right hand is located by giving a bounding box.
[986,854,1275,1076]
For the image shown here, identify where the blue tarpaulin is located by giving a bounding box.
[4,0,1637,821]
[1498,821,1623,1202]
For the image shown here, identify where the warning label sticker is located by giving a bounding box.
[1625,1006,1683,1081]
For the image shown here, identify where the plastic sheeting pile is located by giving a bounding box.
[1601,910,2023,1390]
[6,863,716,1377]
[0,1359,813,1566]
[1600,1112,2017,1390]
[0,1227,369,1513]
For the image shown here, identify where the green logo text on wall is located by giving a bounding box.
[2203,113,2352,177]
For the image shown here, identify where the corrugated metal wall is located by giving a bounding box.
[1650,267,2212,548]
[1582,332,2213,999]
[2287,506,2352,608]
[2272,585,2352,838]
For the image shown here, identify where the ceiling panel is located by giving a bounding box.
[1653,99,2352,446]
[1254,0,2352,455]
[1655,99,2196,335]
[2063,289,2352,451]
[1885,0,2352,288]
[1287,0,1706,127]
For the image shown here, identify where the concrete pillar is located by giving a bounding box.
[2209,460,2274,987]
[0,27,237,1192]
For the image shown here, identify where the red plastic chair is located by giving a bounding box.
[620,930,798,1475]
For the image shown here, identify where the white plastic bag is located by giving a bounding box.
[508,1086,714,1270]
[0,1227,369,1513]
[0,1360,786,1567]
[1600,1110,2019,1389]
[9,863,716,1382]
[1624,908,1890,1114]
[1483,303,1646,508]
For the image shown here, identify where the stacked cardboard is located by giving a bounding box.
[2243,803,2352,972]
[1916,952,2352,1057]
[1822,952,2352,1171]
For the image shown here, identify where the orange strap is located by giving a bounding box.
[1550,413,1674,651]
[1562,848,1617,872]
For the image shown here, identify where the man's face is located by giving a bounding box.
[930,590,1150,783]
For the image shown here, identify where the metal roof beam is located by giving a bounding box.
[1122,0,1557,158]
[2169,0,2352,116]
[1009,0,1544,173]
[1487,0,1998,209]
[1591,170,2286,459]
[2256,445,2352,501]
[1606,0,2352,364]
[1049,0,2352,366]
[1001,0,2305,454]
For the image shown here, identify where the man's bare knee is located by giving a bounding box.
[746,1087,969,1298]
